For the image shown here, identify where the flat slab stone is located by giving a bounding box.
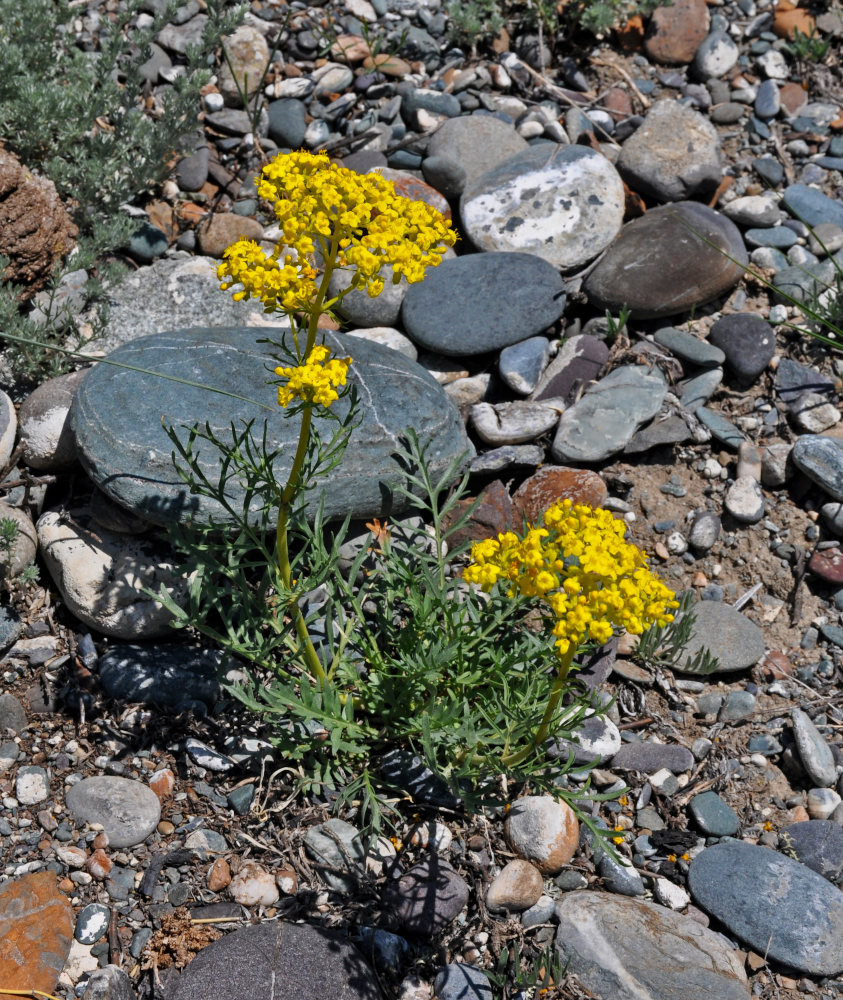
[610,741,694,774]
[170,921,381,1000]
[555,891,749,1000]
[401,253,566,356]
[65,775,161,848]
[689,840,843,975]
[551,365,666,463]
[675,600,764,673]
[791,435,843,502]
[0,872,73,1000]
[460,144,625,271]
[583,202,747,319]
[71,328,472,527]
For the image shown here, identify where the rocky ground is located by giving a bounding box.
[3,0,843,998]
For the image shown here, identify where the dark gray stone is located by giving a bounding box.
[695,407,746,449]
[434,964,494,1000]
[708,314,776,382]
[624,415,692,454]
[401,254,566,357]
[755,79,781,118]
[499,337,551,396]
[531,335,609,405]
[174,139,209,193]
[689,840,843,975]
[583,202,747,319]
[754,155,784,186]
[398,85,461,129]
[82,965,136,1000]
[379,749,460,809]
[775,358,835,405]
[791,436,843,502]
[780,821,843,882]
[424,115,529,199]
[745,226,797,249]
[610,742,694,774]
[75,903,111,945]
[679,369,722,411]
[267,99,307,147]
[675,601,763,673]
[689,791,740,836]
[550,365,666,464]
[98,645,223,713]
[782,183,843,231]
[0,693,27,734]
[555,891,750,1000]
[718,690,757,722]
[71,328,472,527]
[66,776,161,848]
[170,922,382,1000]
[653,328,725,367]
[460,144,625,271]
[125,223,168,265]
[304,819,367,894]
[383,858,469,938]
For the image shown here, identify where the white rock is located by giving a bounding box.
[36,507,188,639]
[653,877,691,910]
[757,49,789,79]
[790,392,841,433]
[59,940,99,987]
[471,401,559,445]
[344,326,417,360]
[724,476,765,524]
[444,374,491,407]
[18,369,87,471]
[229,862,280,906]
[54,843,87,868]
[807,787,842,820]
[721,195,782,228]
[0,390,16,468]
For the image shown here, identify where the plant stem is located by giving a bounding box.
[274,227,344,688]
[501,646,576,767]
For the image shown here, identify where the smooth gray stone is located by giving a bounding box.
[82,965,136,1000]
[383,858,470,938]
[689,840,843,975]
[66,776,161,848]
[775,358,835,404]
[468,444,544,474]
[718,690,757,722]
[624,415,692,455]
[584,202,747,319]
[99,645,224,713]
[71,327,472,528]
[460,143,625,270]
[791,435,843,501]
[688,510,721,551]
[304,819,367,893]
[555,891,748,1000]
[556,891,751,1000]
[551,365,666,464]
[675,600,764,673]
[695,407,746,449]
[780,821,843,882]
[379,749,460,809]
[598,852,645,896]
[708,313,776,382]
[330,269,409,327]
[499,336,551,396]
[782,183,843,231]
[791,708,837,787]
[170,922,382,1000]
[401,254,566,356]
[689,791,740,836]
[174,139,209,193]
[653,328,725,367]
[424,115,528,198]
[75,903,111,945]
[755,79,781,118]
[0,693,27,734]
[434,964,493,1000]
[679,369,722,411]
[771,261,835,305]
[610,742,694,774]
[616,100,721,203]
[267,98,307,147]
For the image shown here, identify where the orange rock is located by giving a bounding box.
[505,795,579,875]
[92,832,109,850]
[760,649,793,679]
[512,467,608,523]
[0,872,73,1000]
[773,3,815,39]
[207,858,231,892]
[361,53,411,77]
[616,14,645,50]
[275,867,298,894]
[87,848,112,880]
[644,0,710,64]
[149,768,176,802]
[330,34,371,62]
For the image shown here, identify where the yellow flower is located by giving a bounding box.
[217,151,457,312]
[274,345,352,409]
[464,499,679,661]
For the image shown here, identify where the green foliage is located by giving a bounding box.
[786,26,831,64]
[446,0,506,50]
[153,354,620,839]
[561,0,666,35]
[485,939,564,999]
[0,0,243,388]
[635,591,719,675]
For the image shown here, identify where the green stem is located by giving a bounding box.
[501,646,576,768]
[274,225,346,689]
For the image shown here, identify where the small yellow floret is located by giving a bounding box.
[274,345,352,408]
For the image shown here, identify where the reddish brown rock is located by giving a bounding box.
[0,148,77,298]
[760,650,794,679]
[196,212,262,258]
[443,479,512,550]
[505,795,579,875]
[207,858,231,892]
[779,81,808,118]
[87,849,112,880]
[512,467,608,524]
[604,87,634,121]
[0,871,73,1000]
[644,0,710,64]
[486,860,544,913]
[149,768,176,802]
[375,167,451,220]
[773,2,815,40]
[809,548,843,585]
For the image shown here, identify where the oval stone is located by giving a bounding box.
[460,144,625,271]
[675,600,764,673]
[65,776,161,848]
[689,840,843,975]
[583,202,747,319]
[70,328,472,527]
[401,253,566,356]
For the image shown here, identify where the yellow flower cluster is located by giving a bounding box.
[464,499,679,657]
[217,151,457,308]
[274,345,352,409]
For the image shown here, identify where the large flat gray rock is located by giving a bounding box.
[71,327,472,527]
